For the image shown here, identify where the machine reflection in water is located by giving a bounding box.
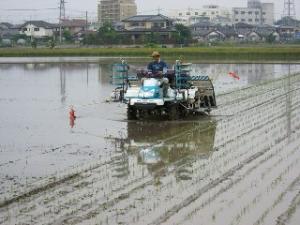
[108,118,217,182]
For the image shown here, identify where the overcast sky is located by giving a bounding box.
[0,0,299,23]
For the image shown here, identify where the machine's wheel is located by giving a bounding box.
[127,106,137,120]
[167,104,179,120]
[179,104,189,118]
[206,108,211,115]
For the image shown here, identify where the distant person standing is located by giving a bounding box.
[147,51,169,97]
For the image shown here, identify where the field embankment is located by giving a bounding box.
[0,46,300,60]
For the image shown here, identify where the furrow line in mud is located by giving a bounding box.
[68,106,284,220]
[0,158,116,209]
[149,150,280,224]
[0,135,215,224]
[253,175,300,225]
[217,87,297,117]
[2,83,296,224]
[0,103,286,215]
[216,83,296,113]
[0,70,296,206]
[0,124,216,211]
[215,83,300,117]
[217,72,300,102]
[214,97,293,149]
[2,106,292,225]
[0,173,80,209]
[106,92,300,224]
[64,94,298,224]
[276,178,300,225]
[0,79,284,204]
[3,79,267,210]
[151,127,300,225]
[166,131,299,225]
[146,83,295,152]
[0,73,298,224]
[231,150,300,225]
[191,143,300,225]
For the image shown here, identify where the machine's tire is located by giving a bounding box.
[206,108,211,115]
[179,104,189,118]
[127,106,137,120]
[167,104,179,120]
[138,109,151,120]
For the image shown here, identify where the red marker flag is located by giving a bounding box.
[229,72,240,80]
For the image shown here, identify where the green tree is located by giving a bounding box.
[266,34,276,43]
[31,39,37,48]
[83,33,98,45]
[63,30,73,42]
[145,32,160,44]
[172,24,192,45]
[97,22,120,44]
[47,39,56,49]
[12,34,29,43]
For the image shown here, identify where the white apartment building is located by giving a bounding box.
[169,5,231,26]
[232,0,274,25]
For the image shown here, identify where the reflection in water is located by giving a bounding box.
[109,119,217,181]
[86,64,89,86]
[111,138,130,178]
[1,62,300,99]
[60,65,66,104]
[98,64,112,84]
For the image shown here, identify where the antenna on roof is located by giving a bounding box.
[157,7,162,15]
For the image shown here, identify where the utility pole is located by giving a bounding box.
[86,11,88,31]
[59,0,66,43]
[283,0,296,18]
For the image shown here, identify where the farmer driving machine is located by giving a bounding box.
[111,60,217,120]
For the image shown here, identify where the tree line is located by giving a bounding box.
[83,23,192,46]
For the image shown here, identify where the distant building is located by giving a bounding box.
[0,22,18,38]
[232,0,274,26]
[212,16,233,26]
[261,3,274,25]
[191,21,280,42]
[98,0,137,26]
[275,16,300,27]
[120,14,175,44]
[19,21,59,38]
[169,5,231,26]
[61,19,87,34]
[122,14,174,30]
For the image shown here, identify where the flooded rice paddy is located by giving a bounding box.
[1,59,300,225]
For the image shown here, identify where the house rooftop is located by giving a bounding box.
[61,19,87,27]
[122,14,173,22]
[20,20,59,29]
[0,22,14,28]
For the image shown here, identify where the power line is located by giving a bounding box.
[0,8,58,11]
[283,0,296,18]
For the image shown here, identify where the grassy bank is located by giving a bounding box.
[0,46,300,60]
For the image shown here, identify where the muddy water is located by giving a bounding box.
[1,60,300,225]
